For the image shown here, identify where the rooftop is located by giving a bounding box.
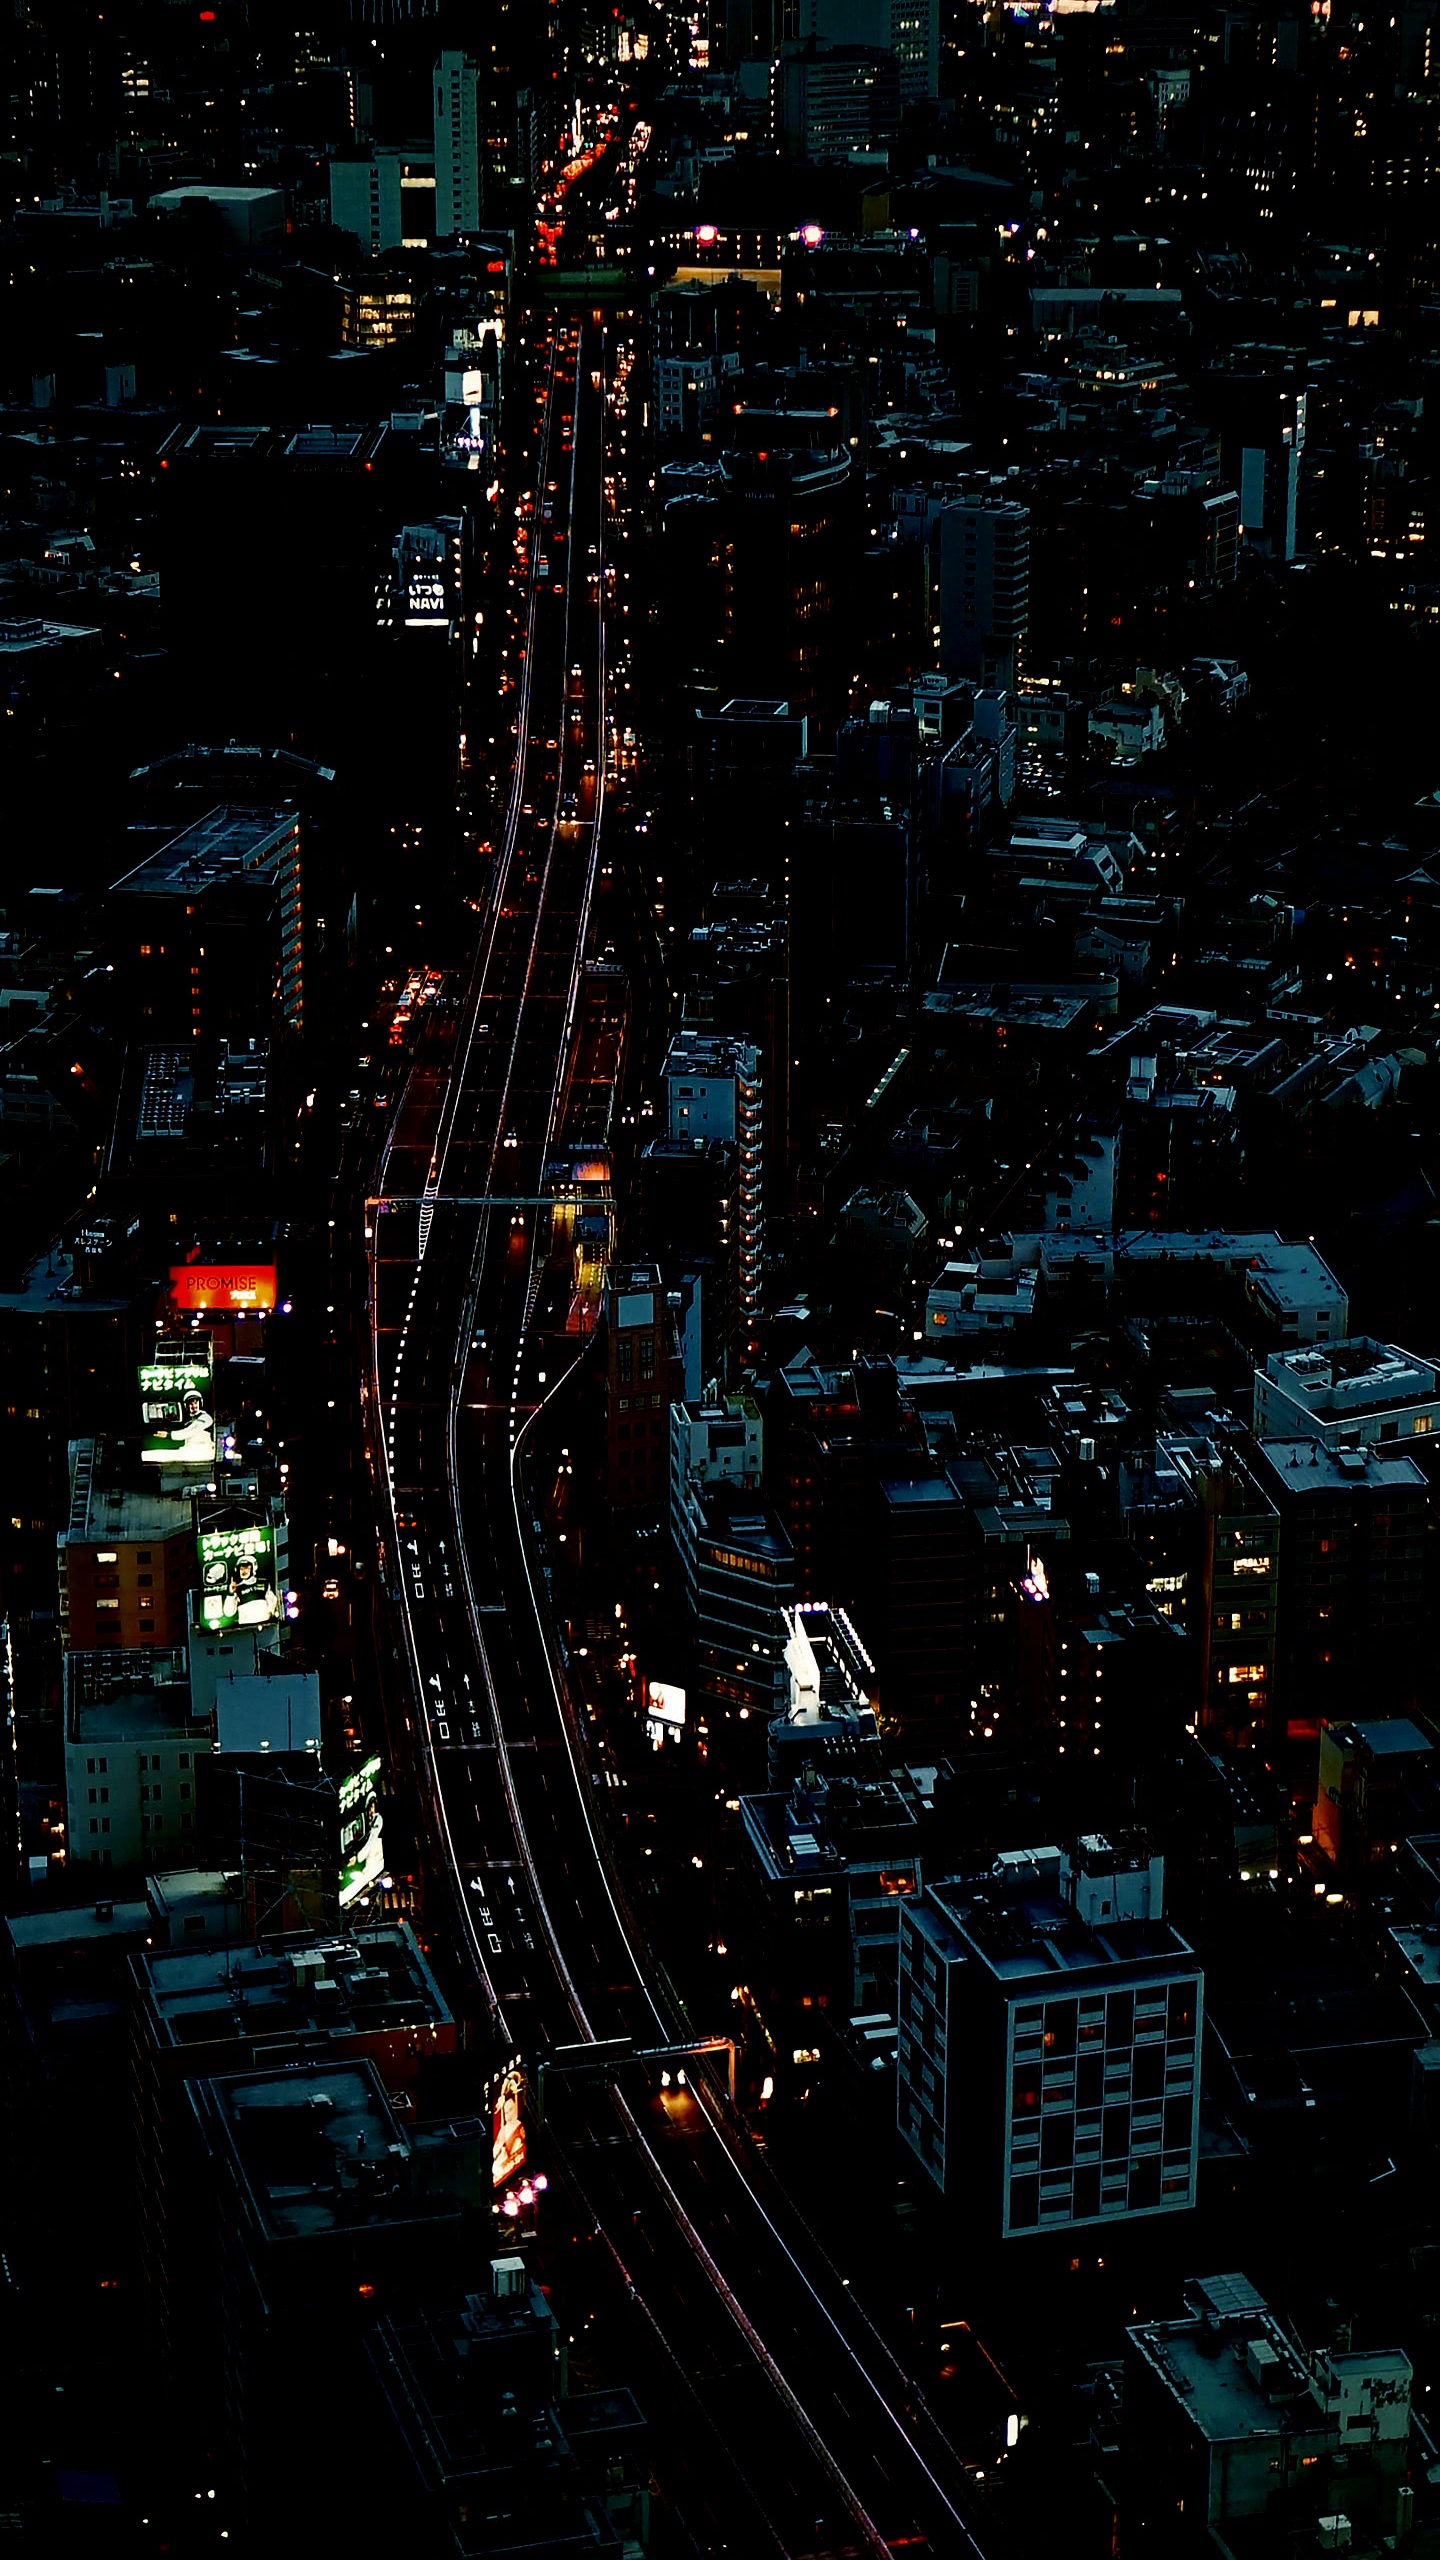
[1128,2303,1322,2448]
[1256,1439,1427,1495]
[109,803,296,899]
[135,1921,452,2055]
[204,2060,425,2242]
[1259,1336,1437,1411]
[63,1442,196,1544]
[63,1647,203,1746]
[364,2291,568,2484]
[6,1899,151,1956]
[922,1850,1194,1985]
[0,1244,136,1318]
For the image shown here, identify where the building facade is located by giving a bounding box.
[664,1032,764,1344]
[897,1837,1202,2239]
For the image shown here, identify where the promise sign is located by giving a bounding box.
[170,1263,277,1312]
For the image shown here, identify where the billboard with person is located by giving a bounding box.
[198,1524,278,1630]
[139,1357,215,1469]
[491,2063,527,2189]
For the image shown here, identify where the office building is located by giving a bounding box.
[939,499,1029,691]
[1017,1571,1193,1774]
[108,803,304,1040]
[602,1263,683,1510]
[740,1763,926,2031]
[2,1895,157,2334]
[1253,1337,1440,1451]
[774,44,902,160]
[1253,1438,1428,1728]
[1125,2273,1412,2545]
[714,448,854,721]
[638,1134,741,1387]
[664,1032,764,1343]
[334,149,437,257]
[0,1242,148,1622]
[867,1472,971,1724]
[339,276,418,353]
[64,1645,212,1871]
[897,1838,1202,2238]
[133,1918,453,2094]
[434,51,482,238]
[1314,1715,1435,1871]
[364,2283,651,2554]
[329,146,404,256]
[792,0,940,98]
[58,1439,196,1651]
[133,1922,454,2382]
[671,1463,795,1729]
[686,886,791,1217]
[183,2060,490,2526]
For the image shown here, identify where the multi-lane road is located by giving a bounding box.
[363,289,1000,2559]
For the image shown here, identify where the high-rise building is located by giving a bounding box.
[1153,1431,1280,1749]
[668,1393,792,1727]
[433,51,481,239]
[939,499,1030,690]
[774,43,902,159]
[64,1644,211,1873]
[1253,1437,1428,1730]
[108,802,305,1041]
[601,1263,684,1510]
[897,1838,1202,2238]
[0,1235,148,1625]
[638,1135,740,1387]
[664,1032,764,1344]
[675,1487,796,1727]
[792,0,940,97]
[715,448,855,722]
[329,146,403,256]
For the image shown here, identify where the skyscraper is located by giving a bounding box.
[792,0,941,101]
[939,498,1030,690]
[433,52,481,239]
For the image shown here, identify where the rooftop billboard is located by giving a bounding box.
[139,1355,215,1468]
[170,1262,277,1313]
[198,1523,278,1630]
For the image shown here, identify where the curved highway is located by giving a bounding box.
[364,282,1001,2560]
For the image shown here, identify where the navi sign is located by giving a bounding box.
[139,1356,215,1468]
[338,1755,385,1908]
[198,1523,278,1630]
